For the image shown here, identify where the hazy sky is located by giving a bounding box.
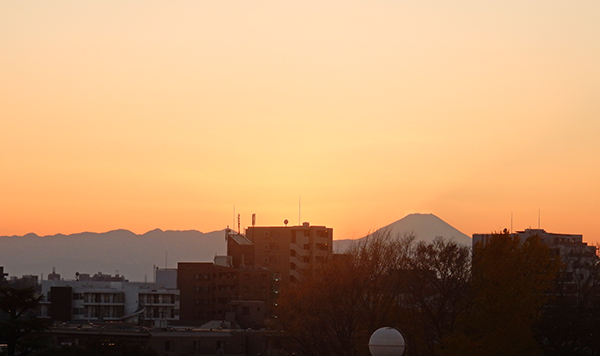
[2,1,599,243]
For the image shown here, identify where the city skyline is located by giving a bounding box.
[2,1,599,244]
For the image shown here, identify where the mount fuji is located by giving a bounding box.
[333,213,471,252]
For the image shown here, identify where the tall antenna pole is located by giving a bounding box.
[299,196,301,225]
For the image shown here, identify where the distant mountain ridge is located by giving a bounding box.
[0,229,227,282]
[1,214,470,282]
[333,213,471,252]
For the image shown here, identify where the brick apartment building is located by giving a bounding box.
[177,262,274,329]
[178,222,333,327]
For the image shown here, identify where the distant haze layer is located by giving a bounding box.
[0,229,227,282]
[1,213,471,281]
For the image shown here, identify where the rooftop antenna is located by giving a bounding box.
[237,214,241,234]
[299,196,301,225]
[252,213,256,227]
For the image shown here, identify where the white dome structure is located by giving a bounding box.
[368,327,406,356]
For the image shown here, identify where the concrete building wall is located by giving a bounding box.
[156,268,177,289]
[41,280,179,324]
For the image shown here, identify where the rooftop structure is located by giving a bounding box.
[40,269,179,327]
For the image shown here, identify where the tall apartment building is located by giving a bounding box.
[177,223,333,327]
[241,222,333,286]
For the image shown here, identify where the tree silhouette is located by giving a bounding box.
[276,232,472,356]
[535,243,600,355]
[403,238,471,355]
[0,286,50,356]
[448,232,561,356]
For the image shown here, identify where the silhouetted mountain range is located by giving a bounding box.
[1,214,470,282]
[333,213,471,252]
[0,229,227,282]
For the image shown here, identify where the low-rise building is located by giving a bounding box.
[40,270,179,327]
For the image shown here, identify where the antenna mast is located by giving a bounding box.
[299,196,301,225]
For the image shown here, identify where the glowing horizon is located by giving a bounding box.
[2,1,599,244]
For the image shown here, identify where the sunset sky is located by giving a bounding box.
[2,1,599,244]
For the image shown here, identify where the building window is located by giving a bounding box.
[317,230,328,237]
[263,257,270,264]
[264,244,270,250]
[195,274,200,279]
[264,231,270,238]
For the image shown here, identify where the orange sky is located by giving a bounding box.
[1,1,599,244]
